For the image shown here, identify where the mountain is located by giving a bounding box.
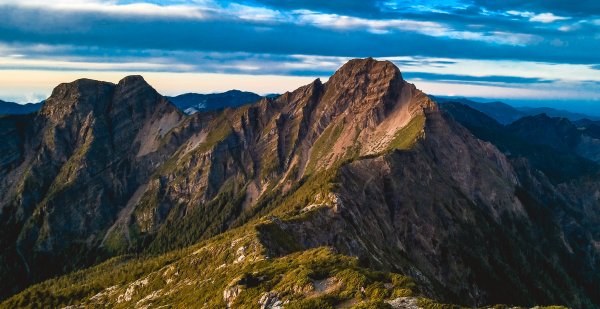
[0,76,185,299]
[508,113,600,165]
[433,96,524,124]
[574,119,600,139]
[1,59,599,308]
[574,118,600,127]
[167,90,262,114]
[440,102,600,181]
[0,100,43,115]
[509,114,581,150]
[434,96,600,124]
[518,106,600,122]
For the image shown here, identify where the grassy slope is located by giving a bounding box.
[1,164,569,308]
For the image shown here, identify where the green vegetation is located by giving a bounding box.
[2,230,418,309]
[226,247,417,308]
[271,166,340,217]
[387,114,425,151]
[196,112,234,154]
[102,225,131,255]
[306,121,345,173]
[147,182,247,254]
[155,112,234,176]
[256,220,304,255]
[260,140,281,180]
[4,100,588,309]
[417,297,465,309]
[285,118,302,158]
[1,252,181,308]
[41,126,95,204]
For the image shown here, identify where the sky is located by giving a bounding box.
[0,0,598,114]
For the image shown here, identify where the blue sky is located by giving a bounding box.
[0,0,598,113]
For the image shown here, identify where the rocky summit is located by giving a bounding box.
[0,58,598,308]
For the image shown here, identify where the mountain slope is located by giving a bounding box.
[1,59,599,308]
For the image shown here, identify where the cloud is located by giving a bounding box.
[0,55,195,71]
[385,56,600,82]
[2,42,597,86]
[402,72,555,85]
[0,1,545,47]
[292,9,539,45]
[506,10,534,18]
[471,0,600,16]
[529,13,570,23]
[0,0,598,106]
[0,0,210,20]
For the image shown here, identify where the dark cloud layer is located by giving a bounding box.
[0,4,598,64]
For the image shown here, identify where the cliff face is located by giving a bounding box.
[1,59,599,307]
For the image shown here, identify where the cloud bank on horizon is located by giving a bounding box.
[0,0,598,110]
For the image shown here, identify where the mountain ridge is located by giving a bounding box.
[0,100,42,115]
[1,58,599,308]
[433,96,600,124]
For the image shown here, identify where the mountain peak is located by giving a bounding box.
[115,75,158,95]
[49,78,114,97]
[118,75,147,85]
[40,78,115,121]
[333,57,402,81]
[317,58,407,122]
[325,58,403,100]
[509,112,581,150]
[114,75,162,104]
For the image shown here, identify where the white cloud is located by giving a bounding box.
[293,9,448,35]
[0,0,287,23]
[224,3,285,22]
[0,0,210,19]
[292,10,538,45]
[506,10,535,18]
[529,13,570,23]
[0,56,195,71]
[506,10,571,24]
[382,56,600,82]
[558,23,582,32]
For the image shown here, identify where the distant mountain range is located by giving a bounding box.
[3,92,596,127]
[166,90,263,114]
[0,100,42,115]
[433,96,600,124]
